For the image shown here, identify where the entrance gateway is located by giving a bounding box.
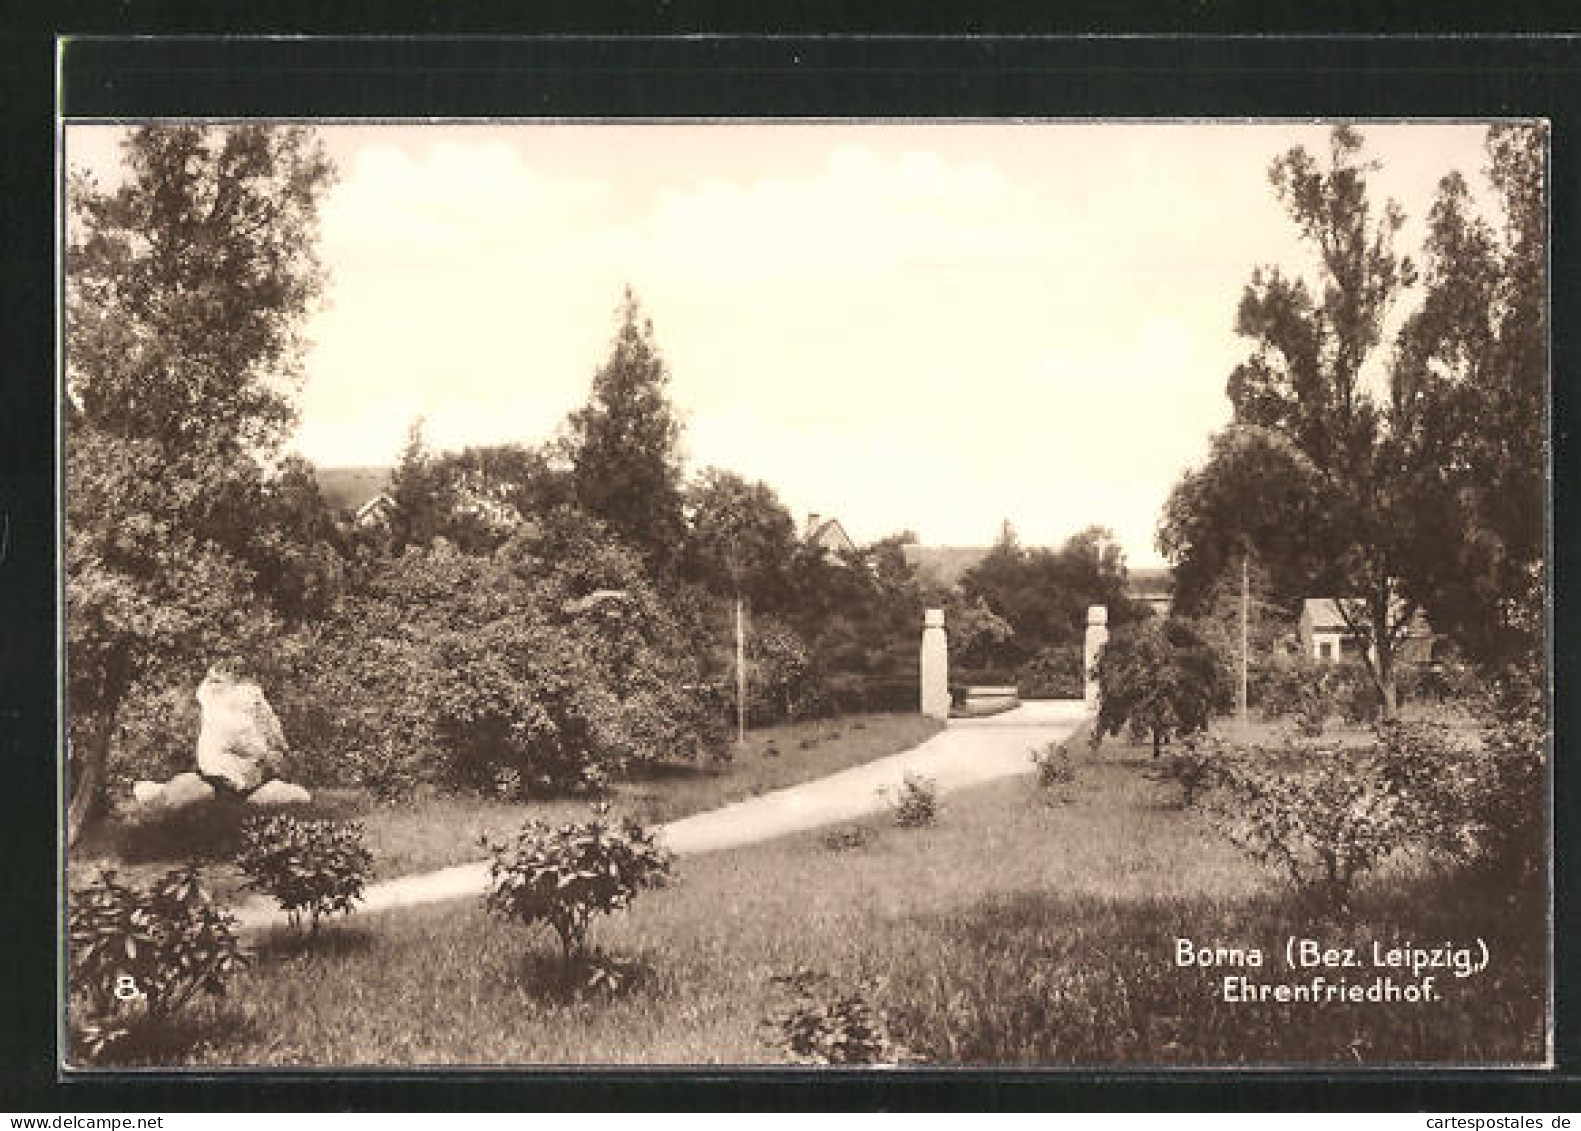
[919,605,1107,717]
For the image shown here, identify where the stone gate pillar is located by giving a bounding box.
[920,608,950,720]
[1083,605,1108,712]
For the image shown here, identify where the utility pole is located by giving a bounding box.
[735,595,747,745]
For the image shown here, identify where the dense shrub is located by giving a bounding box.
[1161,737,1222,808]
[1378,667,1546,884]
[235,815,373,934]
[1018,645,1085,699]
[822,825,876,852]
[1208,740,1412,909]
[103,681,201,798]
[1476,661,1547,884]
[481,806,672,975]
[767,969,909,1065]
[738,618,817,726]
[272,513,724,799]
[884,771,939,827]
[68,866,249,1063]
[1256,653,1334,729]
[1029,741,1077,790]
[1093,619,1233,755]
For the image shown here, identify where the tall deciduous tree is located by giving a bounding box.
[683,467,798,610]
[682,467,799,741]
[1162,127,1432,715]
[65,125,335,840]
[565,288,688,571]
[1391,124,1547,670]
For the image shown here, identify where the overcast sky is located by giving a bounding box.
[66,120,1500,565]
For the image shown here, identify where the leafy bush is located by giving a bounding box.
[1377,666,1546,884]
[1018,645,1085,699]
[1207,740,1410,909]
[68,866,249,1063]
[481,806,672,975]
[1256,653,1332,729]
[276,514,725,799]
[103,681,201,798]
[766,969,909,1065]
[822,825,875,852]
[1161,737,1222,808]
[739,618,817,726]
[235,815,373,934]
[1332,661,1383,724]
[883,771,939,828]
[1029,741,1076,789]
[1093,619,1233,755]
[1475,661,1547,884]
[1396,659,1484,706]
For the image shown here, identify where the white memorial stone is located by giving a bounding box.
[1084,605,1109,712]
[195,664,289,792]
[920,608,950,720]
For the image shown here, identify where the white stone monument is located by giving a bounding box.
[920,608,950,720]
[1083,604,1108,712]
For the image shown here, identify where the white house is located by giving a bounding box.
[1299,597,1435,664]
[804,513,858,563]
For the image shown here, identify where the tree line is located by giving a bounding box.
[1158,124,1546,715]
[64,125,1139,841]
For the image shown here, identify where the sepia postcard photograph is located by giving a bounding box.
[58,116,1552,1071]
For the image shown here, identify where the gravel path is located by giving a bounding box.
[232,700,1089,932]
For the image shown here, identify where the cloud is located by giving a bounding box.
[260,122,1493,559]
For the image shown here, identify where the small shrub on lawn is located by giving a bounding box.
[1378,665,1546,884]
[1094,619,1233,756]
[236,815,373,935]
[68,866,249,1063]
[481,805,672,978]
[883,771,939,828]
[822,825,875,853]
[1160,737,1222,808]
[766,969,909,1065]
[1030,741,1077,790]
[1208,741,1410,910]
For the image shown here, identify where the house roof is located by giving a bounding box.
[807,517,857,555]
[1303,597,1432,635]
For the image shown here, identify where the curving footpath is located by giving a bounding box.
[231,699,1089,932]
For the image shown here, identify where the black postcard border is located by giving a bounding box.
[6,28,1580,1111]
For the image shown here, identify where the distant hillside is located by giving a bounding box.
[900,545,992,589]
[902,545,1173,598]
[315,466,391,515]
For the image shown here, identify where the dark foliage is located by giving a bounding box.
[235,814,373,934]
[69,865,250,1063]
[1094,619,1234,755]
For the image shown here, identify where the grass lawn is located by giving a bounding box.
[71,712,944,902]
[88,721,1546,1068]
